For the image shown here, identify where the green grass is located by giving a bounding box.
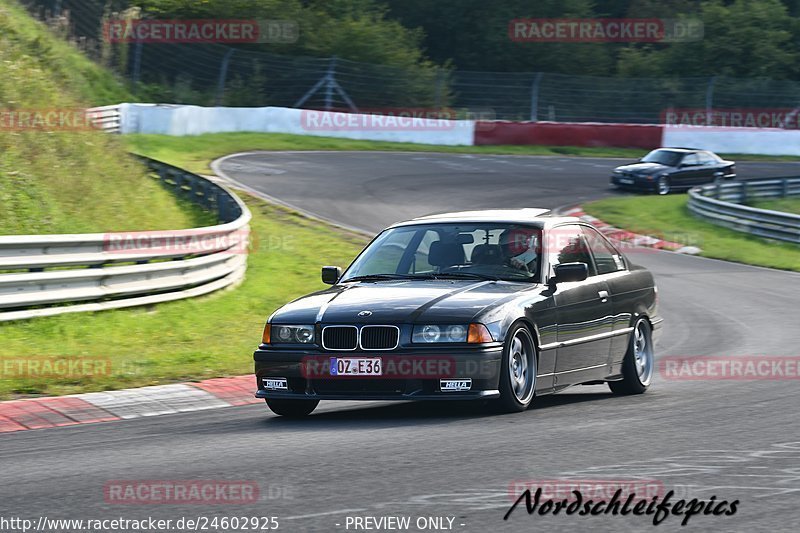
[749,197,800,215]
[124,132,800,176]
[0,1,210,235]
[0,1,132,105]
[583,195,800,272]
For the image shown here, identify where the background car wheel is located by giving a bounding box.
[265,398,319,417]
[609,318,654,395]
[494,324,537,413]
[657,176,670,195]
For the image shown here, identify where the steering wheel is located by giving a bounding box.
[503,257,530,273]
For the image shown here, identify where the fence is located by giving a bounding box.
[21,2,800,122]
[0,156,251,321]
[115,44,800,123]
[688,178,800,244]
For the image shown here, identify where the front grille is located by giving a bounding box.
[322,326,358,350]
[360,325,400,350]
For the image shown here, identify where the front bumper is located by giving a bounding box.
[611,174,657,192]
[253,345,503,401]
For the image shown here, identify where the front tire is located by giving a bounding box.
[265,398,319,417]
[609,318,654,395]
[494,324,537,413]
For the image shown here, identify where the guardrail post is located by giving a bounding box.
[782,178,789,197]
[740,181,748,204]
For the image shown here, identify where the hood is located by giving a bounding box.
[615,162,669,174]
[270,280,532,325]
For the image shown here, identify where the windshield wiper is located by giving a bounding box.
[425,272,499,281]
[342,274,418,282]
[343,272,500,282]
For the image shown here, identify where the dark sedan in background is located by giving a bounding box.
[254,209,662,417]
[611,147,736,194]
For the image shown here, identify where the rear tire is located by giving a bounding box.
[609,318,653,395]
[265,398,319,417]
[656,176,670,195]
[494,324,537,413]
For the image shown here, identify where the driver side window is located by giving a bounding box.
[547,225,596,277]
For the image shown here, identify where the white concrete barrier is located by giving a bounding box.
[663,126,800,156]
[119,104,476,146]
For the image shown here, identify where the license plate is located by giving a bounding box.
[619,178,634,184]
[330,357,382,376]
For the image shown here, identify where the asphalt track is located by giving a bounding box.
[2,152,800,533]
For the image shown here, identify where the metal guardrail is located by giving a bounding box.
[0,157,251,321]
[688,178,800,244]
[87,104,122,133]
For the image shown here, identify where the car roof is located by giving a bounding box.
[656,147,705,153]
[389,208,582,228]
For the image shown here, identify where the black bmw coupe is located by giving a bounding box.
[611,147,736,194]
[254,209,662,417]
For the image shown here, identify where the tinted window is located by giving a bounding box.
[701,151,721,164]
[582,227,625,275]
[547,225,595,277]
[697,152,714,165]
[342,223,543,282]
[682,153,700,166]
[641,149,682,166]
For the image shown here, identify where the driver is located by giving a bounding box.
[499,229,539,272]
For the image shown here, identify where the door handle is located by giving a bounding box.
[598,290,609,302]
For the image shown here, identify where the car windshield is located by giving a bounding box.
[341,223,543,282]
[640,149,683,166]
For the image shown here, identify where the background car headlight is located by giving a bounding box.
[413,324,469,343]
[271,325,315,344]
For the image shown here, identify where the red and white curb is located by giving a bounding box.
[563,206,702,254]
[0,375,259,433]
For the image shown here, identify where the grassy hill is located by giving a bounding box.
[0,0,211,235]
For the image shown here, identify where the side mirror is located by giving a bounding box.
[552,262,588,284]
[321,266,342,285]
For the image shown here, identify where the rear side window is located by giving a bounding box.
[697,152,715,165]
[547,224,596,276]
[682,153,699,166]
[581,226,625,275]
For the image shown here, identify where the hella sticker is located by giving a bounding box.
[263,377,288,390]
[440,378,472,392]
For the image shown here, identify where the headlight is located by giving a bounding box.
[271,325,315,344]
[413,324,469,343]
